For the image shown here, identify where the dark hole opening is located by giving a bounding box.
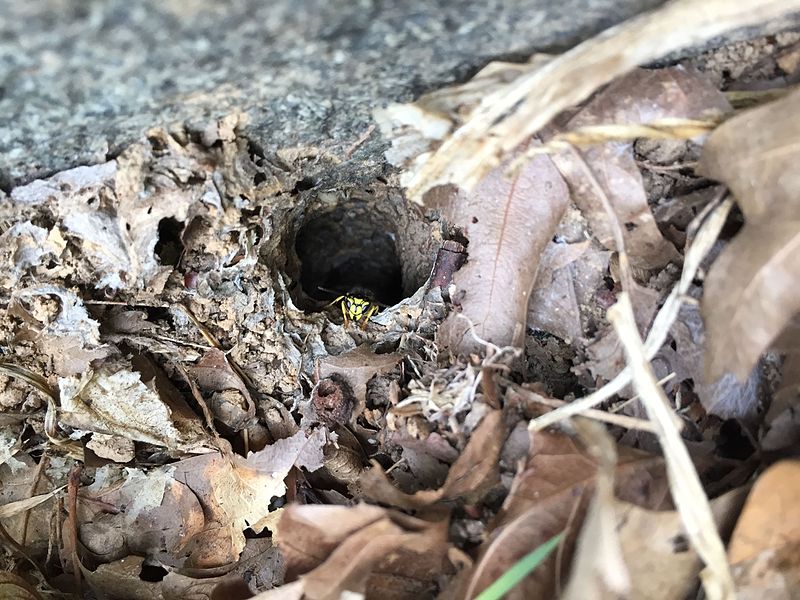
[295,202,404,308]
[155,217,184,266]
[139,563,168,582]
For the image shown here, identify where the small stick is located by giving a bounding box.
[515,388,658,433]
[429,240,467,290]
[67,463,83,593]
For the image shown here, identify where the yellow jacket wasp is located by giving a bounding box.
[319,287,383,329]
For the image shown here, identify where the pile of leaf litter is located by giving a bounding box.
[3,1,800,598]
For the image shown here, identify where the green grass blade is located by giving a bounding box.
[474,532,564,600]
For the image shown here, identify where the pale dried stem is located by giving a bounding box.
[608,293,734,599]
[509,118,719,176]
[520,389,659,433]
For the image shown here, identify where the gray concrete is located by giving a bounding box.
[0,0,667,189]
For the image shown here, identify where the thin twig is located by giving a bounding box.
[67,463,83,593]
[517,388,658,433]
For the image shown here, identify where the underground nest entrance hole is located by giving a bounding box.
[290,189,437,315]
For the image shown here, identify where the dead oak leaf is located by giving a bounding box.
[358,408,505,509]
[434,151,570,355]
[549,66,728,270]
[698,89,800,382]
[58,366,209,453]
[276,503,454,600]
[453,428,667,600]
[168,428,325,566]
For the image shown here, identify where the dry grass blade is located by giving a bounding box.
[531,195,733,431]
[0,486,66,519]
[406,0,800,200]
[513,117,721,172]
[607,293,734,599]
[0,361,85,457]
[562,419,630,598]
[0,361,57,401]
[724,85,800,109]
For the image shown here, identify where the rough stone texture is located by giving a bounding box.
[0,0,668,190]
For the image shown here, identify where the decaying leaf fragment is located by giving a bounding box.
[59,365,210,453]
[276,503,455,600]
[698,89,800,381]
[358,408,505,508]
[317,345,403,413]
[189,348,256,432]
[79,429,325,571]
[435,152,570,354]
[7,132,215,292]
[10,286,111,377]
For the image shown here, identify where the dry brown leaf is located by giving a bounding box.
[81,556,162,600]
[527,240,602,344]
[318,345,403,413]
[550,67,727,269]
[728,461,800,564]
[160,538,282,599]
[455,428,667,600]
[727,461,800,598]
[702,221,800,383]
[358,408,505,509]
[80,465,206,564]
[528,240,602,342]
[698,90,800,381]
[700,90,800,223]
[434,152,569,354]
[0,573,45,600]
[563,488,747,600]
[277,503,453,600]
[189,348,256,432]
[79,429,324,570]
